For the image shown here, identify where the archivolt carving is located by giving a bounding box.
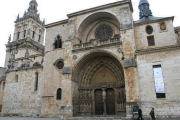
[78,57,124,88]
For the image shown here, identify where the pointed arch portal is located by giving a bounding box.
[72,51,126,116]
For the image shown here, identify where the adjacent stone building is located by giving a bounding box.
[1,0,180,119]
[0,67,6,113]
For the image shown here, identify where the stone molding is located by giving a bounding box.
[134,16,174,26]
[67,0,133,18]
[42,96,54,98]
[123,58,136,68]
[6,66,43,73]
[62,67,72,75]
[135,45,180,55]
[6,38,44,53]
[45,19,68,28]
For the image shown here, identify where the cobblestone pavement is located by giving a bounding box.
[0,117,180,120]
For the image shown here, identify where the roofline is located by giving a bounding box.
[175,26,180,30]
[45,19,69,28]
[134,16,174,26]
[45,0,133,28]
[67,0,133,18]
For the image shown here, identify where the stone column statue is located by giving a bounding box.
[102,88,106,116]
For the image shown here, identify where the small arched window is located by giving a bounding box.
[34,72,39,91]
[24,30,26,38]
[3,82,5,90]
[54,35,62,49]
[32,31,35,39]
[17,32,20,39]
[57,88,62,100]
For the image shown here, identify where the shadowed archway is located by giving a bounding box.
[72,51,126,116]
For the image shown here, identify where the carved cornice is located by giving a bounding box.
[6,38,44,53]
[45,19,68,28]
[135,45,180,55]
[6,66,43,73]
[67,0,133,18]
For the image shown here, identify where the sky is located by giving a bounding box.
[0,0,180,67]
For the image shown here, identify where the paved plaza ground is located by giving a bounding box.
[0,117,180,120]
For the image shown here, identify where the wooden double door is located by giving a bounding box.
[95,88,115,115]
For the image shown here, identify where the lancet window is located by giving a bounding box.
[34,72,39,91]
[57,88,62,100]
[54,35,62,49]
[17,32,20,39]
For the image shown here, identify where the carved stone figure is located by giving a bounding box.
[7,53,15,69]
[160,22,166,31]
[102,88,106,102]
[27,29,31,37]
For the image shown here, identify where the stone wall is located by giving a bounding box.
[0,68,5,78]
[41,49,66,117]
[45,23,68,52]
[0,67,6,112]
[136,49,180,118]
[134,19,176,50]
[175,26,180,45]
[2,68,43,117]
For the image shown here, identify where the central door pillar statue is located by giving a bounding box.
[102,88,106,116]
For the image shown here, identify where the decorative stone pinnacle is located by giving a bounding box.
[24,48,29,60]
[16,14,19,21]
[43,19,45,25]
[8,34,11,43]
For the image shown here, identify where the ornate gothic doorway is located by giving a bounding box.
[72,52,126,116]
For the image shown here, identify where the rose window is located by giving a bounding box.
[95,24,113,40]
[56,61,64,69]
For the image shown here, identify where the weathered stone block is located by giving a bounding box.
[66,34,75,41]
[120,23,133,30]
[123,58,136,68]
[62,67,72,74]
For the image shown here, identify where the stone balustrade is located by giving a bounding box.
[72,37,121,52]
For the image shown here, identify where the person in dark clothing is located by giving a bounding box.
[137,107,143,120]
[150,108,155,120]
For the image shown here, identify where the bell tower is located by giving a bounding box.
[5,0,45,69]
[13,0,45,45]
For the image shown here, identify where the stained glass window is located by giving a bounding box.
[95,24,113,40]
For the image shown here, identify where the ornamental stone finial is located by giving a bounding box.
[23,11,27,18]
[16,14,20,21]
[24,48,29,60]
[43,19,45,25]
[8,34,11,43]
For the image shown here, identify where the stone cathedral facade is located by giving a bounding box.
[0,0,180,119]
